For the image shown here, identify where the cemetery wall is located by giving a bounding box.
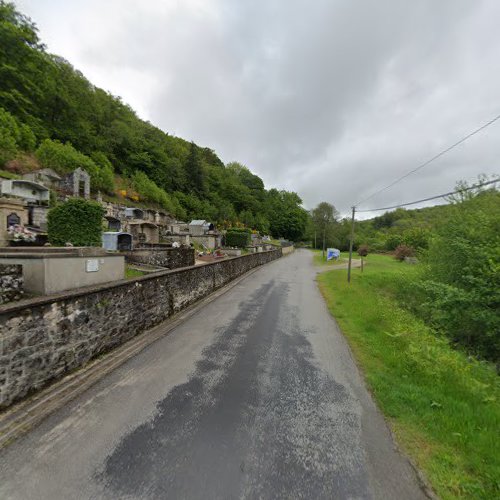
[0,249,281,408]
[0,265,23,305]
[123,247,195,269]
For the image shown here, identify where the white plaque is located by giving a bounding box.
[86,259,99,272]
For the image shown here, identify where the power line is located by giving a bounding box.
[354,112,500,207]
[346,176,499,283]
[356,177,500,213]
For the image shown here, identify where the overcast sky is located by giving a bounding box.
[14,0,500,216]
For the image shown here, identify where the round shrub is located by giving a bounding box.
[394,244,415,261]
[357,244,369,257]
[48,198,105,246]
[385,233,402,251]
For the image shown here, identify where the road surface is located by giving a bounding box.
[0,249,426,499]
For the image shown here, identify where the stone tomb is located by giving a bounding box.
[102,232,133,251]
[0,198,28,246]
[0,247,124,295]
[59,167,91,199]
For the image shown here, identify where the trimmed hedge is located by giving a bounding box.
[225,228,251,247]
[48,198,105,246]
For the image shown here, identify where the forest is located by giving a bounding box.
[0,1,308,240]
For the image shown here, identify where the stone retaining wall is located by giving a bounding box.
[123,247,195,269]
[0,249,281,408]
[0,265,23,305]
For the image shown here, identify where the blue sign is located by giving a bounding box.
[327,248,340,261]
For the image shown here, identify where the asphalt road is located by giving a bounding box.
[0,250,426,499]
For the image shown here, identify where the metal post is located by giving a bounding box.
[347,206,356,283]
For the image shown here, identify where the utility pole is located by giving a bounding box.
[347,206,356,283]
[322,225,326,260]
[314,230,316,250]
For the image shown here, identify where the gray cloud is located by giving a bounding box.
[15,0,500,216]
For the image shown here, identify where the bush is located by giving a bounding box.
[0,107,20,165]
[132,171,175,213]
[4,152,41,175]
[225,228,251,247]
[17,123,36,151]
[402,227,431,251]
[90,152,115,194]
[415,191,500,361]
[36,139,114,192]
[48,198,105,246]
[357,244,369,257]
[36,138,92,175]
[394,244,415,261]
[385,233,402,251]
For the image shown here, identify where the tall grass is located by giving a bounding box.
[317,254,500,499]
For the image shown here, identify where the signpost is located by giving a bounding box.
[327,248,340,261]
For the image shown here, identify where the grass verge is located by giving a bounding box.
[125,266,146,278]
[316,253,499,499]
[312,248,350,266]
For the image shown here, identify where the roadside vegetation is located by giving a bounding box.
[317,254,499,499]
[310,182,499,363]
[310,181,499,498]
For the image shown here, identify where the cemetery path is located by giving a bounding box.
[0,249,426,500]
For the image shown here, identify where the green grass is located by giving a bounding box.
[0,169,21,179]
[316,253,500,499]
[125,266,146,278]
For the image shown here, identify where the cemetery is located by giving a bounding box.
[0,168,283,409]
[0,165,282,312]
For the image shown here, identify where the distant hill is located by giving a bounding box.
[0,1,308,240]
[354,186,499,252]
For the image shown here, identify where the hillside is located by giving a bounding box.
[0,1,308,240]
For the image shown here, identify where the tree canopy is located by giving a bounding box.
[0,1,308,240]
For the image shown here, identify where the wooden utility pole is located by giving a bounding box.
[347,206,356,283]
[314,230,317,250]
[322,226,326,260]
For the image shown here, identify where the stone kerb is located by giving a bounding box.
[0,250,281,408]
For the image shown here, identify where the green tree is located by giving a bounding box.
[311,201,339,256]
[90,151,115,193]
[267,189,308,241]
[0,105,19,164]
[415,190,500,361]
[185,142,205,196]
[0,1,317,244]
[132,171,175,213]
